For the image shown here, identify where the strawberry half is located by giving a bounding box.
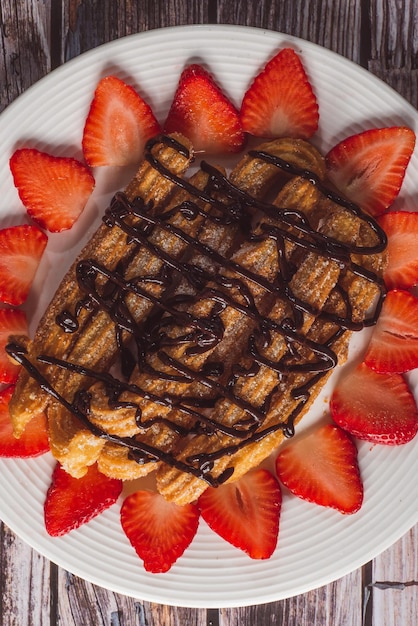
[198,468,281,559]
[240,47,319,139]
[275,423,363,514]
[164,64,245,154]
[10,148,95,232]
[325,127,415,217]
[364,289,418,373]
[82,75,161,167]
[0,308,28,384]
[378,211,418,289]
[0,385,49,457]
[330,362,418,445]
[120,490,200,573]
[44,462,123,537]
[0,225,48,306]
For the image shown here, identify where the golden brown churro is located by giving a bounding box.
[7,135,387,498]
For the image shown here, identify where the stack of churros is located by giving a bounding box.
[7,133,387,504]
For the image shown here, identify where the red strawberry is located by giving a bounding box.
[10,149,95,232]
[325,127,415,217]
[378,211,418,289]
[240,47,319,139]
[364,289,418,373]
[120,490,200,573]
[44,462,122,536]
[0,225,48,306]
[164,64,245,154]
[0,308,28,384]
[275,423,363,514]
[330,362,418,445]
[198,468,281,559]
[82,75,161,167]
[0,385,49,456]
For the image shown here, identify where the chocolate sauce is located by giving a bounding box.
[7,135,387,487]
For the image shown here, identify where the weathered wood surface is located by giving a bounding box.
[0,1,417,624]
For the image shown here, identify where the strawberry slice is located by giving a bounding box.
[0,308,28,384]
[364,289,418,373]
[239,47,319,139]
[120,490,200,573]
[0,225,48,306]
[198,468,281,559]
[275,423,363,514]
[44,462,123,536]
[325,127,415,217]
[0,385,50,457]
[378,211,418,289]
[164,64,245,154]
[330,362,418,445]
[10,148,95,232]
[82,75,161,167]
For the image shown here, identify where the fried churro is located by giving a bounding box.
[7,135,387,500]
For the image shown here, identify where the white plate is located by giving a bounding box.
[0,24,417,609]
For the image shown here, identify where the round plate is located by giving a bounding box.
[0,25,417,608]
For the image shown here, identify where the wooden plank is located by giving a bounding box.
[217,0,362,62]
[368,0,418,107]
[56,569,208,626]
[0,0,51,111]
[63,0,211,62]
[371,527,418,626]
[220,569,363,626]
[0,523,51,625]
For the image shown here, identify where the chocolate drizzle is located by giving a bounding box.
[6,135,387,487]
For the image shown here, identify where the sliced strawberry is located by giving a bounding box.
[0,385,50,456]
[120,490,200,573]
[364,289,418,373]
[82,75,161,167]
[0,225,48,306]
[325,127,415,217]
[240,47,319,139]
[275,423,363,514]
[330,362,418,445]
[0,308,28,384]
[198,468,281,559]
[44,462,122,537]
[164,64,244,154]
[10,148,95,232]
[378,211,418,289]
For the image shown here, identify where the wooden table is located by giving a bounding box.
[1,1,417,624]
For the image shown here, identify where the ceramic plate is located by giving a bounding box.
[0,25,417,608]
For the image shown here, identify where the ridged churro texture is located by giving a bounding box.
[9,135,386,498]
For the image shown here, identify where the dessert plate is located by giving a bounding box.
[0,24,417,608]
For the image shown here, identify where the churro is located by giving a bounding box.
[7,136,387,499]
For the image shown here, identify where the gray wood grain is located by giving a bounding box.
[0,1,417,625]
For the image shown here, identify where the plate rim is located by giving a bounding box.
[0,23,417,608]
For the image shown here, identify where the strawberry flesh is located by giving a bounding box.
[44,462,123,537]
[164,64,245,154]
[120,490,200,573]
[0,225,48,306]
[82,75,161,167]
[198,468,281,559]
[325,127,415,217]
[276,423,363,514]
[240,47,319,139]
[378,211,418,289]
[331,362,418,445]
[364,289,418,373]
[10,148,95,232]
[0,308,28,384]
[0,385,50,457]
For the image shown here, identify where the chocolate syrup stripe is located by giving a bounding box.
[6,138,387,484]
